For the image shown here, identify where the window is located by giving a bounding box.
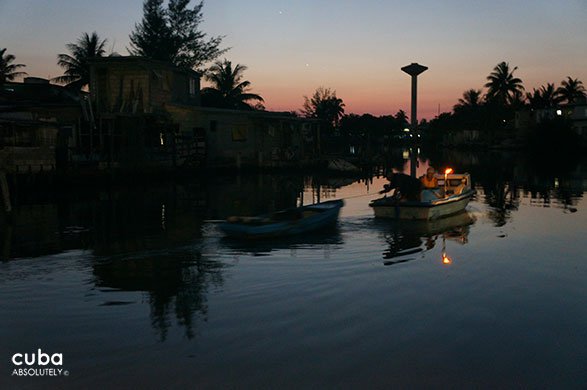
[231,126,247,142]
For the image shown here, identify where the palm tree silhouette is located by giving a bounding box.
[526,83,562,109]
[484,62,524,106]
[453,89,482,111]
[557,77,586,104]
[201,59,264,110]
[54,32,107,90]
[0,48,27,83]
[394,109,409,129]
[302,87,345,129]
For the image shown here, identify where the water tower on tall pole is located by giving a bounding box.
[401,62,427,177]
[401,62,428,131]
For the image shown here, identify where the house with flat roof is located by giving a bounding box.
[88,56,320,170]
[0,77,86,173]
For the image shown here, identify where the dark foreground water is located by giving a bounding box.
[1,151,586,389]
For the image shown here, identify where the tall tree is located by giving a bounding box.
[453,89,483,111]
[54,32,107,90]
[128,0,175,62]
[302,87,345,130]
[167,0,226,69]
[557,76,586,105]
[484,61,524,106]
[129,0,226,70]
[394,110,409,129]
[0,48,27,83]
[201,59,263,110]
[526,83,561,109]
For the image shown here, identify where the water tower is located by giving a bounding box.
[401,63,427,177]
[401,63,428,131]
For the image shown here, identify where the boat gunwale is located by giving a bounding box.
[224,199,344,226]
[369,189,475,209]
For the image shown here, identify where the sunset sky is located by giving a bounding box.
[1,0,586,119]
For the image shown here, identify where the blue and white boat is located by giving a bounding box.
[220,199,344,239]
[370,173,475,220]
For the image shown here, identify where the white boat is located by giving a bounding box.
[370,173,475,220]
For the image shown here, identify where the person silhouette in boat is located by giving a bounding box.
[419,167,444,200]
[379,172,422,201]
[420,167,438,189]
[380,168,444,202]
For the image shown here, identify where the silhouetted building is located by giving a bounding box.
[0,78,86,173]
[89,56,320,169]
[566,97,587,143]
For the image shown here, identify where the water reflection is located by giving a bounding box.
[0,175,307,261]
[377,211,475,266]
[92,249,224,340]
[419,148,585,226]
[221,225,343,257]
[0,150,585,344]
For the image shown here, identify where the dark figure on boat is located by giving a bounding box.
[379,173,422,201]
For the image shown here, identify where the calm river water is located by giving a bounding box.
[1,150,586,389]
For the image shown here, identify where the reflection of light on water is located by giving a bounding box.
[442,252,452,265]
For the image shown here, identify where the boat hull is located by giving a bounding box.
[370,190,474,220]
[220,200,343,239]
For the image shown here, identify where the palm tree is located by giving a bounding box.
[201,59,264,110]
[0,48,27,83]
[484,61,524,106]
[302,87,345,129]
[453,89,482,111]
[54,32,107,90]
[526,83,562,109]
[557,76,586,104]
[394,109,409,129]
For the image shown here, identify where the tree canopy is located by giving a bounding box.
[129,0,226,70]
[302,87,345,130]
[201,59,263,110]
[557,77,586,105]
[0,48,27,83]
[54,32,107,90]
[484,61,524,106]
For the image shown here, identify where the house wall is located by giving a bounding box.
[0,122,58,173]
[165,105,317,168]
[92,64,152,114]
[90,59,201,115]
[568,104,587,142]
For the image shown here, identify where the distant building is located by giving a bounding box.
[0,78,86,173]
[515,98,587,145]
[442,129,482,147]
[88,56,320,169]
[89,56,201,114]
[565,97,587,143]
[165,104,320,168]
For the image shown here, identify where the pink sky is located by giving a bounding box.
[2,0,586,120]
